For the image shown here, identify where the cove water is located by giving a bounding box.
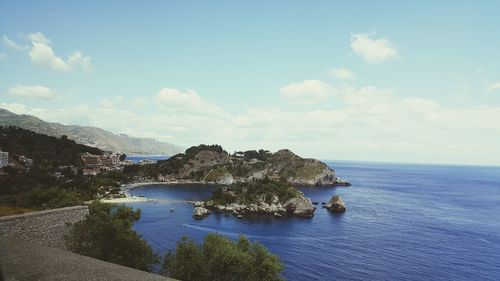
[126,161,500,280]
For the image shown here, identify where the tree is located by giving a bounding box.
[162,233,283,281]
[65,202,159,272]
[119,153,127,161]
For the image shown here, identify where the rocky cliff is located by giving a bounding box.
[157,145,350,186]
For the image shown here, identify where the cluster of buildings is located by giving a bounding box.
[0,150,8,168]
[19,155,33,168]
[0,149,34,173]
[80,152,133,176]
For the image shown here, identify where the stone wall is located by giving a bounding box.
[0,205,88,250]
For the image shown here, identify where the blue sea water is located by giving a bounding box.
[126,155,169,164]
[126,161,500,281]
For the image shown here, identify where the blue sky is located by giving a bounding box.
[1,1,500,165]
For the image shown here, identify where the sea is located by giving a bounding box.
[125,155,169,163]
[125,161,500,281]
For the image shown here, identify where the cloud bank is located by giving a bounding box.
[280,80,334,104]
[7,85,58,100]
[330,68,354,80]
[3,85,500,165]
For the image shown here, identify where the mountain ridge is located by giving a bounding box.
[0,108,184,155]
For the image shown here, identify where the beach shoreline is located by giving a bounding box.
[101,180,206,203]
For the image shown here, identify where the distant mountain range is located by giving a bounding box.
[0,108,184,155]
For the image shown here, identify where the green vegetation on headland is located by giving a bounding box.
[65,202,283,280]
[0,126,126,211]
[125,144,350,186]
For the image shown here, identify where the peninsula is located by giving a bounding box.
[124,144,350,187]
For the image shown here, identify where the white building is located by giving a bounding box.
[0,151,8,168]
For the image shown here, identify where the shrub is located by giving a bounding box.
[65,202,159,272]
[162,233,283,281]
[16,186,82,209]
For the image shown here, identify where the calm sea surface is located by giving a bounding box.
[126,161,500,280]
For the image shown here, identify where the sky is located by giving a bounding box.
[1,1,500,165]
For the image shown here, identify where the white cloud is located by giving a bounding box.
[330,68,354,80]
[2,85,500,165]
[351,33,399,64]
[131,97,149,107]
[280,79,334,104]
[67,51,93,72]
[154,88,226,117]
[487,82,500,92]
[2,35,27,51]
[0,53,5,61]
[26,32,50,44]
[7,85,58,100]
[26,32,92,72]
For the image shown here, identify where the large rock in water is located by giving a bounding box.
[284,195,316,217]
[193,207,211,219]
[325,195,346,213]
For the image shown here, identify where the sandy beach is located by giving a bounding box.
[100,181,209,204]
[99,182,167,203]
[99,195,157,204]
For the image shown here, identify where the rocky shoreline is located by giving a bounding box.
[189,192,317,219]
[119,181,348,219]
[190,194,347,219]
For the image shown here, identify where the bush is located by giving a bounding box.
[65,202,159,271]
[16,186,82,209]
[162,233,283,281]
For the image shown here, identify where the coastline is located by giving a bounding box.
[102,180,208,204]
[105,178,350,204]
[99,182,167,204]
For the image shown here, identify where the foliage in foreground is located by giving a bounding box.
[162,233,284,281]
[65,202,159,271]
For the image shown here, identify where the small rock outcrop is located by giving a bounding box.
[324,195,346,213]
[284,195,316,217]
[193,207,210,219]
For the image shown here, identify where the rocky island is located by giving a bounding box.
[121,144,351,220]
[190,179,316,219]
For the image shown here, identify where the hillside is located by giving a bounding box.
[0,126,106,209]
[0,108,184,155]
[127,144,350,186]
[0,126,102,168]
